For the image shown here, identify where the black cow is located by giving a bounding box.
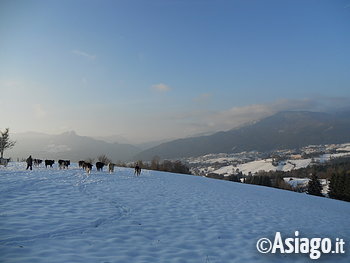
[58,160,70,169]
[83,162,93,174]
[78,160,85,168]
[108,163,115,173]
[96,162,105,171]
[33,159,43,167]
[134,165,141,176]
[45,160,55,168]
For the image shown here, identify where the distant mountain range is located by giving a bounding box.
[6,111,350,162]
[7,131,140,162]
[135,111,350,160]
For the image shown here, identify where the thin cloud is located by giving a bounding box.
[210,98,315,128]
[193,93,212,103]
[170,98,318,135]
[152,83,171,92]
[72,50,96,60]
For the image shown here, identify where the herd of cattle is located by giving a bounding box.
[1,157,141,175]
[32,159,117,174]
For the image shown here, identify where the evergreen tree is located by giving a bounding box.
[262,176,271,187]
[329,173,340,199]
[329,172,350,202]
[307,174,323,197]
[344,172,350,202]
[227,174,241,182]
[244,175,271,187]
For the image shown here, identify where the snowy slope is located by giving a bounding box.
[1,163,349,263]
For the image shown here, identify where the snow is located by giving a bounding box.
[237,159,276,175]
[283,159,313,171]
[213,159,318,175]
[284,178,329,195]
[284,177,310,188]
[336,143,350,152]
[212,159,313,176]
[1,163,350,262]
[209,159,308,176]
[188,143,350,178]
[212,165,236,175]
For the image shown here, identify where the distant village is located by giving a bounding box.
[182,143,350,199]
[185,143,350,177]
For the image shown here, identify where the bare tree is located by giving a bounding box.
[151,156,160,170]
[97,154,111,164]
[0,128,16,159]
[116,160,127,167]
[85,158,95,164]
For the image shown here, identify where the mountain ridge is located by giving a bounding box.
[134,110,350,160]
[7,131,141,162]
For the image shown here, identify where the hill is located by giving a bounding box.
[7,131,141,162]
[135,111,350,160]
[0,163,349,262]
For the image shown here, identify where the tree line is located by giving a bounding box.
[206,157,350,202]
[134,156,191,175]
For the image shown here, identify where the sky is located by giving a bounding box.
[1,0,350,144]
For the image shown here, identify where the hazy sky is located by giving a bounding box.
[1,0,349,143]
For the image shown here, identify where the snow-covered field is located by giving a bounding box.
[1,163,350,262]
[212,158,313,176]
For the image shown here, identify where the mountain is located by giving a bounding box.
[7,131,141,162]
[94,134,131,144]
[135,111,350,160]
[135,138,174,151]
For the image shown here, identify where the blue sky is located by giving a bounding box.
[1,0,349,143]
